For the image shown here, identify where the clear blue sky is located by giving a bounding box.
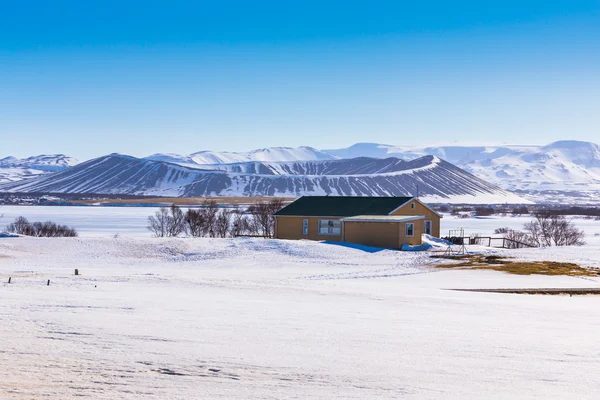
[1,0,599,160]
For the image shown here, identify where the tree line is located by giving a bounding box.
[147,199,284,238]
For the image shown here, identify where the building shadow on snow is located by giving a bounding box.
[321,240,388,253]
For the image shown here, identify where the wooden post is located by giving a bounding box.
[74,269,79,276]
[47,279,50,286]
[8,277,11,284]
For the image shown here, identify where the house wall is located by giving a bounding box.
[343,220,424,248]
[391,200,441,237]
[275,216,343,241]
[343,221,401,249]
[400,220,424,246]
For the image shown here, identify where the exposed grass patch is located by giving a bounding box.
[450,288,600,295]
[431,254,600,277]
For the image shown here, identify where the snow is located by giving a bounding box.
[325,141,600,202]
[0,206,157,237]
[441,213,600,246]
[144,146,337,166]
[1,236,600,399]
[5,141,600,203]
[0,154,79,183]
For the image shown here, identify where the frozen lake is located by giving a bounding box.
[0,205,161,237]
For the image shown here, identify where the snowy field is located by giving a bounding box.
[2,234,600,399]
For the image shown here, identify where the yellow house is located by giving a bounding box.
[273,196,441,249]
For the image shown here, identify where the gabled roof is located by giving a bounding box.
[273,196,414,217]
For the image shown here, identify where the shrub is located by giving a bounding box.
[511,206,529,216]
[5,216,78,237]
[475,207,495,217]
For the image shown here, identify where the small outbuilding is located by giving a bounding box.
[273,196,441,249]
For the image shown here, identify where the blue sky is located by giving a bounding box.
[1,1,599,159]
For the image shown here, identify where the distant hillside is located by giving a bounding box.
[0,154,527,204]
[0,154,79,183]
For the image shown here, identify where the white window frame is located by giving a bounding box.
[424,220,432,235]
[318,219,341,236]
[302,219,309,235]
[405,222,415,237]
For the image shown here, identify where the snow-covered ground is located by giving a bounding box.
[1,236,600,399]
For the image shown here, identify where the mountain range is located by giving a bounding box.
[0,153,526,204]
[1,140,599,203]
[0,154,79,183]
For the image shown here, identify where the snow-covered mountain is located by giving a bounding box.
[326,141,600,194]
[143,141,600,201]
[2,140,598,203]
[146,146,335,166]
[0,153,527,204]
[0,154,79,183]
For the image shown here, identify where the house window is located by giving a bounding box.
[405,223,414,237]
[318,219,341,235]
[410,202,415,209]
[303,219,309,235]
[424,220,432,235]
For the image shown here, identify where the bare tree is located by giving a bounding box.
[167,204,186,237]
[524,211,585,247]
[247,198,284,238]
[505,229,536,248]
[148,205,186,237]
[185,208,206,237]
[202,200,219,237]
[148,207,170,237]
[231,210,251,237]
[214,209,232,238]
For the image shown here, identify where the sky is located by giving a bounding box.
[1,1,599,160]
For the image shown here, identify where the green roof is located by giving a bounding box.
[273,196,414,217]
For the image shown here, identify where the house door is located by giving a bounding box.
[424,220,432,235]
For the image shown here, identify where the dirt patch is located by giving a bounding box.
[72,196,296,206]
[431,254,600,277]
[450,288,600,295]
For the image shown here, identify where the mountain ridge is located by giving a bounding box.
[2,140,599,203]
[0,153,527,204]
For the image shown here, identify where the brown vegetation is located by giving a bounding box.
[450,288,600,295]
[431,254,599,277]
[73,196,295,206]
